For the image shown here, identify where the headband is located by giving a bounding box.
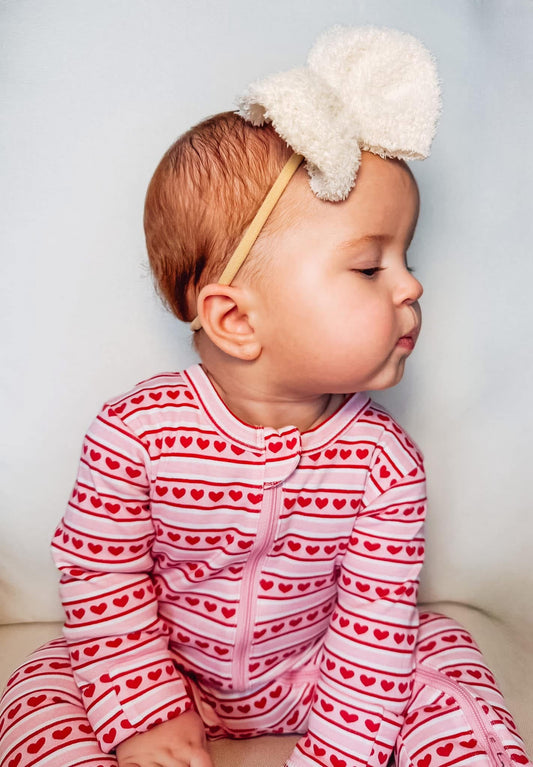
[191,25,441,331]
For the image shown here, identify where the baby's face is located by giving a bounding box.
[246,151,423,395]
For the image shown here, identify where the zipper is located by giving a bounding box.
[232,482,281,691]
[415,665,513,766]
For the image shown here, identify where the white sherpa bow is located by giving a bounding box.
[237,25,441,201]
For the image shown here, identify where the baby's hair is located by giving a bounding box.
[144,111,293,323]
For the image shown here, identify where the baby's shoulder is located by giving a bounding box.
[95,370,201,436]
[344,397,424,466]
[105,370,190,409]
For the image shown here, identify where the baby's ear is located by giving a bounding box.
[196,283,262,361]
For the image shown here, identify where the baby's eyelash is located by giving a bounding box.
[357,267,384,277]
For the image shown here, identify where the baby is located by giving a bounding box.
[0,25,531,767]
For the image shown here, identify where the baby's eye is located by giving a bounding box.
[356,267,383,278]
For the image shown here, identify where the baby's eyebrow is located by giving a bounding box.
[338,233,394,250]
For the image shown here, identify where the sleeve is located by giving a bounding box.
[286,425,427,767]
[51,403,193,753]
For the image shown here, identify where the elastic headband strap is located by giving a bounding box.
[190,152,304,331]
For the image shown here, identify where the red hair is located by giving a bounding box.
[143,111,293,323]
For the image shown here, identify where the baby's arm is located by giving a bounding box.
[51,402,195,754]
[287,419,427,767]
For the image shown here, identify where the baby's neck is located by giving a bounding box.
[200,363,346,433]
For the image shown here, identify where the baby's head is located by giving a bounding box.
[144,113,423,395]
[144,111,294,326]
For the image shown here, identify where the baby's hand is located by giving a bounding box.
[115,710,214,767]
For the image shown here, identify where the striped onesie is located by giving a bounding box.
[0,364,530,766]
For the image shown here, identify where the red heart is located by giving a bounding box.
[286,710,299,726]
[52,726,72,740]
[331,757,346,767]
[229,490,242,501]
[7,703,21,719]
[340,710,358,723]
[459,739,477,748]
[8,755,22,767]
[361,675,376,687]
[417,757,431,767]
[106,457,120,470]
[365,719,379,732]
[126,467,141,478]
[248,493,262,504]
[27,737,46,754]
[437,744,453,757]
[28,694,46,707]
[126,676,142,689]
[320,700,334,712]
[418,640,436,652]
[209,491,223,502]
[191,489,204,500]
[102,728,117,744]
[316,498,328,509]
